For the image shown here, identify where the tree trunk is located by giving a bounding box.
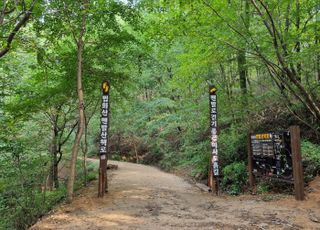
[53,149,59,188]
[67,41,85,202]
[237,50,247,96]
[237,0,250,105]
[134,141,139,163]
[53,122,59,189]
[316,13,320,83]
[51,130,59,189]
[117,133,121,153]
[82,113,88,187]
[66,2,87,202]
[295,0,302,81]
[220,63,235,122]
[48,117,59,189]
[317,48,320,83]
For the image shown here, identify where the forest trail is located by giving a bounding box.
[31,160,320,230]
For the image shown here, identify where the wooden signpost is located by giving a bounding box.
[208,85,219,195]
[248,126,304,200]
[98,80,110,198]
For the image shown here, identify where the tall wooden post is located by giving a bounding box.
[209,85,219,195]
[98,81,110,198]
[208,157,213,190]
[247,133,256,192]
[290,126,304,201]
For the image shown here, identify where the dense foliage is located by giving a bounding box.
[1,0,320,229]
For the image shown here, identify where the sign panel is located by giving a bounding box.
[99,81,110,158]
[209,85,219,176]
[251,131,293,180]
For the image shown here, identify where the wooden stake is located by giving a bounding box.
[214,176,219,195]
[105,156,108,193]
[290,126,304,201]
[208,158,219,195]
[208,157,213,190]
[98,158,106,197]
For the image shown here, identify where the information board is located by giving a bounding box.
[248,126,304,200]
[251,131,293,180]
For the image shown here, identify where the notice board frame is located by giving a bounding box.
[248,126,304,201]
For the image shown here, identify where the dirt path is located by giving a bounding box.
[31,160,320,230]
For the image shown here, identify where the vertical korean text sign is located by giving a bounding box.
[209,85,219,176]
[98,80,110,197]
[100,81,110,158]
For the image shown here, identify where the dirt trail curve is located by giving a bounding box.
[31,160,320,230]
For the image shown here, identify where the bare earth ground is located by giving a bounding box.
[31,160,320,230]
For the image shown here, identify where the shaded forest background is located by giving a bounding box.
[0,0,320,229]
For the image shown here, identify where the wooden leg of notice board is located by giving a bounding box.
[248,133,256,193]
[290,126,304,201]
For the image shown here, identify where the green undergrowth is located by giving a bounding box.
[0,158,99,230]
[221,162,247,195]
[301,140,320,183]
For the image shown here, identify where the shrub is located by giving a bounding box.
[221,162,247,195]
[256,181,270,194]
[218,126,247,167]
[179,140,211,177]
[301,140,320,182]
[110,154,121,161]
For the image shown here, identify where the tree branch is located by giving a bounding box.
[0,0,36,58]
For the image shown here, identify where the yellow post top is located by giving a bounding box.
[209,85,217,94]
[102,81,110,94]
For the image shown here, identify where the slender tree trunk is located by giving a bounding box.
[52,130,59,189]
[237,50,247,96]
[220,63,235,122]
[317,48,320,83]
[82,99,99,186]
[117,133,121,153]
[295,0,302,81]
[48,117,59,189]
[237,0,250,106]
[66,2,87,202]
[82,113,88,186]
[67,41,85,202]
[316,13,320,83]
[228,62,236,122]
[134,141,139,163]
